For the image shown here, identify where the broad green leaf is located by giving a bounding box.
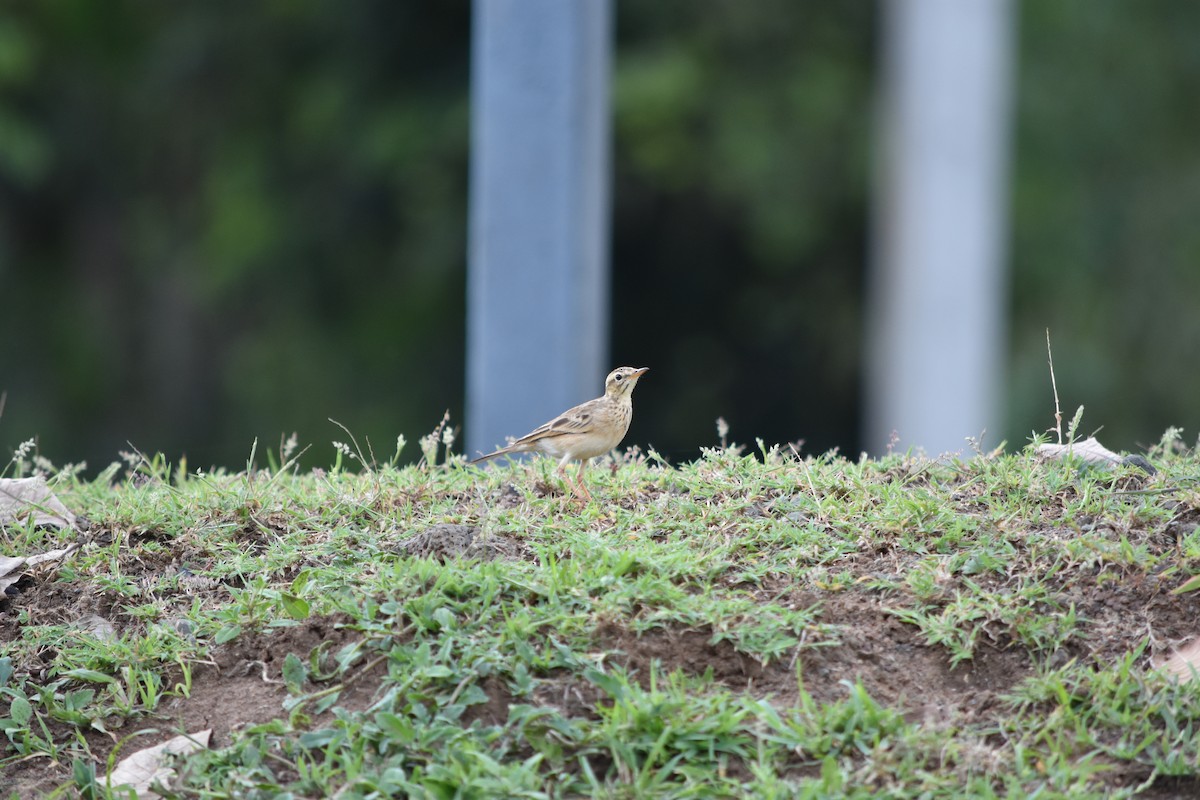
[314,690,341,715]
[290,569,313,594]
[282,652,306,692]
[584,668,627,700]
[298,728,338,749]
[10,696,31,726]
[280,593,310,620]
[1172,574,1200,595]
[65,689,95,711]
[375,711,415,744]
[215,624,242,644]
[72,758,96,791]
[63,669,117,685]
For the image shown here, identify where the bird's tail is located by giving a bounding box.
[469,447,512,465]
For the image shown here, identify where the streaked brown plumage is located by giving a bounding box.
[471,366,649,499]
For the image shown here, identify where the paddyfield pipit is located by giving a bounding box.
[471,366,649,499]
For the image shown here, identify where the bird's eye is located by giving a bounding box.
[615,374,624,381]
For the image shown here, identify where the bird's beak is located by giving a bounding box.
[631,367,649,378]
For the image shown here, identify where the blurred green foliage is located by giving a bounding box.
[1,1,1199,470]
[1,2,471,468]
[1009,1,1200,448]
[612,1,872,458]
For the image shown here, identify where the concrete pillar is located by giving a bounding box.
[866,0,1015,455]
[466,0,613,456]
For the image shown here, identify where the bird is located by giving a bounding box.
[471,366,649,500]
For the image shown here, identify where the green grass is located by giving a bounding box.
[2,429,1200,797]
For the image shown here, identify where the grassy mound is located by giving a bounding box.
[3,433,1200,798]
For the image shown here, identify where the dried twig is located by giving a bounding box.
[1046,328,1063,444]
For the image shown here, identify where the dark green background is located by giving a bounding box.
[2,2,1197,471]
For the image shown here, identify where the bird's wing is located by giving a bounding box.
[512,399,600,445]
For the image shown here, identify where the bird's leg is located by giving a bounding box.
[574,461,592,501]
[554,458,576,499]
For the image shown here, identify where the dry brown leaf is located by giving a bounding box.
[1034,437,1124,467]
[1035,437,1157,474]
[107,729,212,798]
[0,555,24,581]
[1155,638,1200,683]
[76,613,118,641]
[0,544,78,594]
[0,477,76,529]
